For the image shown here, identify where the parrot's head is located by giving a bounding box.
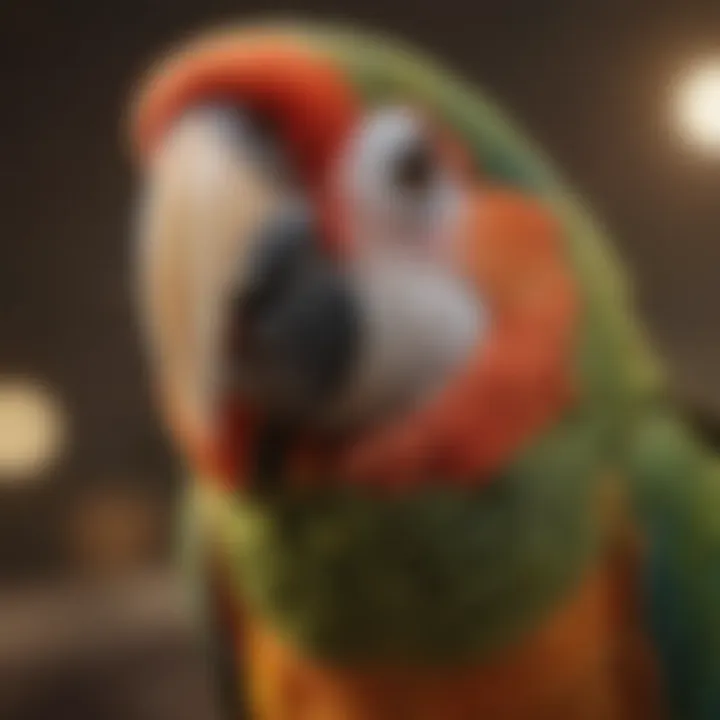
[132,25,578,492]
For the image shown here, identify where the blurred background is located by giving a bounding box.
[1,0,720,717]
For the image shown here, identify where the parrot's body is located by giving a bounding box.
[131,21,720,719]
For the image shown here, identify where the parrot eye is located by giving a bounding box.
[391,139,435,194]
[339,107,463,253]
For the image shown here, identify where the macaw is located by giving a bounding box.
[129,20,720,720]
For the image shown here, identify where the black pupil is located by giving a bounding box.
[393,140,434,192]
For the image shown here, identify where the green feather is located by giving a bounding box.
[199,410,604,662]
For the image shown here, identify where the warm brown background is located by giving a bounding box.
[0,0,719,716]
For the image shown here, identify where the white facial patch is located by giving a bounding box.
[327,107,483,429]
[135,107,283,434]
[328,255,486,428]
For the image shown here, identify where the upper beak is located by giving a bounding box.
[137,102,361,450]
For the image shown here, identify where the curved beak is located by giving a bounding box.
[136,104,359,450]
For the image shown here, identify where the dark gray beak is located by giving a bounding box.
[228,206,359,421]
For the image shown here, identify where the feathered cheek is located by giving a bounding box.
[338,189,579,489]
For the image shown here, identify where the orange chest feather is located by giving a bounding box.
[237,559,664,720]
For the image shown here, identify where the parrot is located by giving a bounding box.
[129,20,720,720]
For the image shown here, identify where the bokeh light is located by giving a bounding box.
[66,483,166,578]
[676,61,720,152]
[0,378,67,481]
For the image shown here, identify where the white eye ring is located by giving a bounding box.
[337,107,463,253]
